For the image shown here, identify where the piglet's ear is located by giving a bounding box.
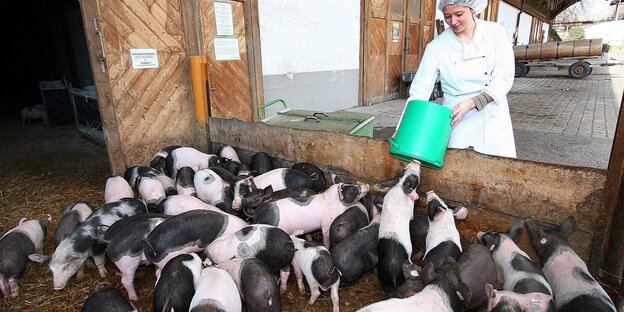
[560,216,576,239]
[262,186,273,199]
[457,281,472,307]
[485,284,495,299]
[420,262,437,283]
[331,173,343,185]
[508,223,524,242]
[29,253,51,264]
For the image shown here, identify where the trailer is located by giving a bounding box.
[514,38,621,79]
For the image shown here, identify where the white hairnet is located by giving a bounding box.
[438,0,488,14]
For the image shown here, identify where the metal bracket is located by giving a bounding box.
[93,18,107,74]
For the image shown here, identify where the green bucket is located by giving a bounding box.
[389,100,452,169]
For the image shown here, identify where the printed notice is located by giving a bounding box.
[214,2,234,36]
[214,38,240,61]
[392,22,400,42]
[130,48,159,69]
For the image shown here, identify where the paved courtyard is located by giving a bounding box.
[344,60,624,169]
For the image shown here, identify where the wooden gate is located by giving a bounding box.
[362,0,436,105]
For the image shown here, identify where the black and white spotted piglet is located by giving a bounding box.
[53,202,92,245]
[175,166,196,196]
[376,160,421,292]
[0,215,51,298]
[149,145,180,174]
[421,190,463,269]
[526,217,616,312]
[29,198,146,291]
[358,257,471,312]
[218,258,282,312]
[153,253,203,312]
[82,282,137,312]
[204,224,294,287]
[165,146,220,180]
[288,235,341,312]
[189,266,242,312]
[477,223,553,296]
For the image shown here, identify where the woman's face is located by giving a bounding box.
[443,4,474,35]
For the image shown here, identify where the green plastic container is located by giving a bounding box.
[389,100,452,169]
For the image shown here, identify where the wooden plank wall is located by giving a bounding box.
[81,0,208,174]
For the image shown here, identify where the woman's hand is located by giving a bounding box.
[451,99,476,127]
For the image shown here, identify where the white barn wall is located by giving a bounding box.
[518,12,532,45]
[258,0,361,117]
[497,1,518,43]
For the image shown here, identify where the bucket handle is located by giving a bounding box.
[388,138,400,150]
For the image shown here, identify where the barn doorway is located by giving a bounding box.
[360,0,436,105]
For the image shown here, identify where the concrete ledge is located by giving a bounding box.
[209,117,608,270]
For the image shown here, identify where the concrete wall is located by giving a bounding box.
[210,118,610,273]
[258,0,360,117]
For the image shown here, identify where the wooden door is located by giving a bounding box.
[362,0,436,105]
[199,0,256,121]
[363,0,406,105]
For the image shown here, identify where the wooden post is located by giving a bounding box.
[601,92,624,286]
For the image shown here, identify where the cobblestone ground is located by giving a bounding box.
[509,64,623,140]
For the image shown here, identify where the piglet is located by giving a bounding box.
[409,211,429,260]
[153,253,203,312]
[204,224,294,280]
[486,284,555,312]
[189,266,242,312]
[421,190,462,269]
[249,152,274,176]
[457,238,498,310]
[175,166,196,196]
[253,181,369,249]
[330,201,381,285]
[82,282,137,312]
[291,162,326,193]
[21,104,48,126]
[165,146,219,179]
[29,198,146,290]
[329,203,370,247]
[54,202,93,245]
[376,160,420,292]
[288,235,341,312]
[194,169,237,215]
[217,258,282,312]
[358,257,471,312]
[156,194,221,215]
[149,145,180,174]
[103,213,169,301]
[219,145,242,175]
[142,209,244,275]
[104,176,134,203]
[393,263,426,299]
[232,168,312,211]
[477,223,553,296]
[0,215,51,298]
[525,217,616,312]
[124,165,176,196]
[136,172,166,212]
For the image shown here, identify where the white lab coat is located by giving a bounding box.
[401,18,517,158]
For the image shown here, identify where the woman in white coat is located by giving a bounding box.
[397,0,516,158]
